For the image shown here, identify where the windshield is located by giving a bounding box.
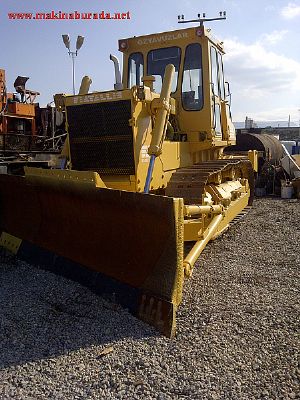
[147,47,181,93]
[128,52,144,88]
[182,43,203,111]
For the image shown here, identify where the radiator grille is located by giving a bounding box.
[66,100,135,175]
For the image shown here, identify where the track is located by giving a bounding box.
[165,158,255,205]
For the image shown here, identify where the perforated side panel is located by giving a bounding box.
[66,100,135,174]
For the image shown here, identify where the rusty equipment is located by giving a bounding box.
[0,69,66,173]
[0,70,37,150]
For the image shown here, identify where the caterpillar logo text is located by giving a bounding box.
[137,32,189,45]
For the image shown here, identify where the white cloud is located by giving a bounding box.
[223,37,300,122]
[260,30,288,45]
[281,2,300,19]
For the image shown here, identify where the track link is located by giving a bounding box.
[229,205,252,227]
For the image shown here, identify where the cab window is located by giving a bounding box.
[147,47,181,93]
[210,47,219,96]
[214,104,222,136]
[218,52,225,100]
[210,47,225,100]
[128,52,144,88]
[181,43,203,111]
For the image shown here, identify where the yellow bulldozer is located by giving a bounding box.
[0,15,256,337]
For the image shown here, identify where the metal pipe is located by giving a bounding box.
[144,154,155,193]
[184,204,223,217]
[71,52,76,95]
[51,107,55,148]
[183,213,223,277]
[79,76,92,95]
[110,54,123,90]
[44,133,67,142]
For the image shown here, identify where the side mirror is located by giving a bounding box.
[211,82,215,96]
[225,81,231,98]
[225,81,232,107]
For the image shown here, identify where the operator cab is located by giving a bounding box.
[127,43,203,112]
[118,16,234,144]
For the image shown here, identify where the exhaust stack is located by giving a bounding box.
[110,54,123,90]
[79,76,92,95]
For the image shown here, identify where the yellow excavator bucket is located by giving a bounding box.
[0,172,184,337]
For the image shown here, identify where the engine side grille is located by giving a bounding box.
[66,100,135,175]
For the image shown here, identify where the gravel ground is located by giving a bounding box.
[0,198,299,400]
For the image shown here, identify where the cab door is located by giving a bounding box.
[210,46,226,141]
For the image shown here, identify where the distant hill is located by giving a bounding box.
[233,121,298,129]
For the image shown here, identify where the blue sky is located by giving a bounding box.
[1,0,300,124]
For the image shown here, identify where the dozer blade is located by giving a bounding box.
[0,172,184,337]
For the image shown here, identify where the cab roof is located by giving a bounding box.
[118,26,225,54]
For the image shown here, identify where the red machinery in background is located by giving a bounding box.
[0,68,66,173]
[0,70,39,148]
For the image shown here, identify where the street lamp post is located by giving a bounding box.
[62,34,85,95]
[298,109,300,140]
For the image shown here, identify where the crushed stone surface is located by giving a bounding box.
[0,198,299,399]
